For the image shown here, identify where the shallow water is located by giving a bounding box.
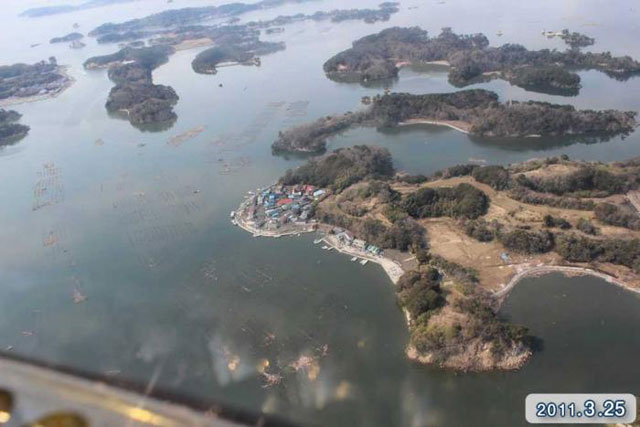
[1,0,640,425]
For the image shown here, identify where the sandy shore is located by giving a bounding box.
[494,265,640,302]
[398,119,471,134]
[322,234,405,284]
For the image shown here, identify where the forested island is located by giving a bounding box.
[272,89,637,153]
[0,58,73,105]
[236,146,640,370]
[323,27,640,95]
[20,0,137,17]
[84,46,178,127]
[0,109,29,145]
[82,0,400,127]
[86,1,398,76]
[191,31,285,75]
[49,32,84,44]
[88,1,398,39]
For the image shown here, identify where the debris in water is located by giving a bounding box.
[263,332,276,346]
[72,288,87,304]
[21,330,34,337]
[261,372,283,388]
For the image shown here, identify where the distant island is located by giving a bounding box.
[50,32,84,44]
[88,1,398,40]
[86,1,399,77]
[20,0,137,17]
[0,109,29,145]
[82,0,400,128]
[84,46,178,127]
[272,89,637,153]
[323,27,640,96]
[232,146,640,370]
[0,57,74,106]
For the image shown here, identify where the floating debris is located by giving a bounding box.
[261,372,283,388]
[94,138,104,146]
[167,126,205,147]
[72,288,87,304]
[21,330,34,337]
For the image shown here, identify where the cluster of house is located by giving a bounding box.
[334,228,382,256]
[244,184,328,230]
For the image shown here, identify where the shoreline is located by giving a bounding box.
[232,193,405,284]
[234,195,640,302]
[234,213,405,283]
[0,66,75,108]
[398,119,471,134]
[493,265,640,303]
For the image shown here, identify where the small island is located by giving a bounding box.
[191,39,284,75]
[0,58,74,106]
[272,89,637,154]
[232,146,640,371]
[0,109,29,145]
[84,46,179,127]
[323,27,640,96]
[49,32,84,44]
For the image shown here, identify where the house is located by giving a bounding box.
[352,239,366,250]
[276,198,293,207]
[367,245,381,255]
[337,231,354,243]
[313,189,326,198]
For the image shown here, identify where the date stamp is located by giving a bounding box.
[526,394,637,424]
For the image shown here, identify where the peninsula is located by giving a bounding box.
[84,46,179,127]
[272,89,637,154]
[0,109,29,145]
[0,58,74,106]
[233,146,640,371]
[323,27,640,96]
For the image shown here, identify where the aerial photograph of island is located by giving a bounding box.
[0,0,639,426]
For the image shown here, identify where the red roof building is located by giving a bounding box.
[276,198,294,207]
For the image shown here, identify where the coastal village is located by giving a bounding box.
[232,183,325,235]
[232,183,406,281]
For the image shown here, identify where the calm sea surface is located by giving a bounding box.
[1,0,639,425]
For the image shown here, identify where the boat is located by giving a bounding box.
[350,257,358,262]
[231,219,238,226]
[326,247,333,251]
[321,245,328,249]
[230,211,235,218]
[359,259,368,265]
[313,238,323,244]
